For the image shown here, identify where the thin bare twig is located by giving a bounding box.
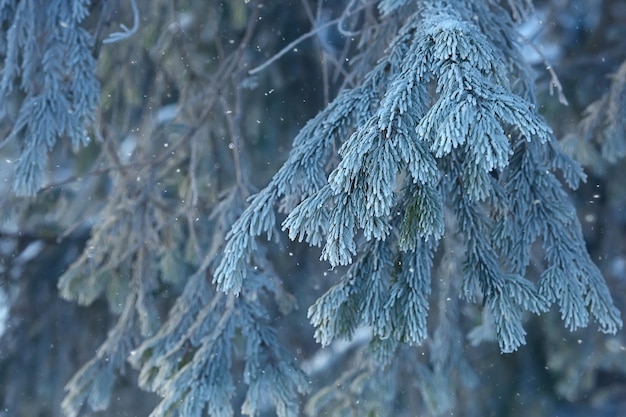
[300,0,331,106]
[248,1,373,76]
[518,32,569,106]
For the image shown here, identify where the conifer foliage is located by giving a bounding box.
[216,0,621,355]
[0,1,624,417]
[0,0,98,195]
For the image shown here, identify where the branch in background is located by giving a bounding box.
[103,0,140,44]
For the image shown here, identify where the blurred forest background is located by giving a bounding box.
[0,0,625,416]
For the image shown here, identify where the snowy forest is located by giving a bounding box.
[1,0,625,416]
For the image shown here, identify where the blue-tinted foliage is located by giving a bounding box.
[1,1,623,417]
[215,0,621,365]
[0,0,98,195]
